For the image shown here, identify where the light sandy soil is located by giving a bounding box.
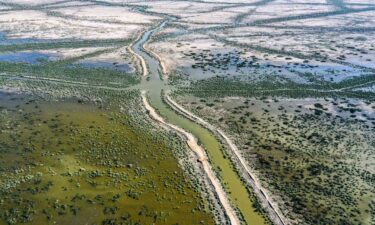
[0,9,158,40]
[137,0,375,86]
[241,3,334,24]
[43,1,96,8]
[128,1,228,16]
[273,10,375,28]
[0,0,62,5]
[51,5,160,24]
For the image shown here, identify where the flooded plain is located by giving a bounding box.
[0,91,215,225]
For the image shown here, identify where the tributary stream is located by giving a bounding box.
[133,19,267,225]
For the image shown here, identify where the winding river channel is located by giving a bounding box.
[132,19,267,225]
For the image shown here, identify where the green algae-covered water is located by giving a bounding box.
[135,20,268,225]
[0,92,215,225]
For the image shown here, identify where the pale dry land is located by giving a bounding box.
[143,0,375,88]
[0,10,152,40]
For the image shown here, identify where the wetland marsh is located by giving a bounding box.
[0,0,375,224]
[0,92,215,225]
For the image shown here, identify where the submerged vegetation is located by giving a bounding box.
[0,92,215,225]
[0,57,138,89]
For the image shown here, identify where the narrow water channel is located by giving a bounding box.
[133,20,267,225]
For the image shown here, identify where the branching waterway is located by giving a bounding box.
[133,19,268,225]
